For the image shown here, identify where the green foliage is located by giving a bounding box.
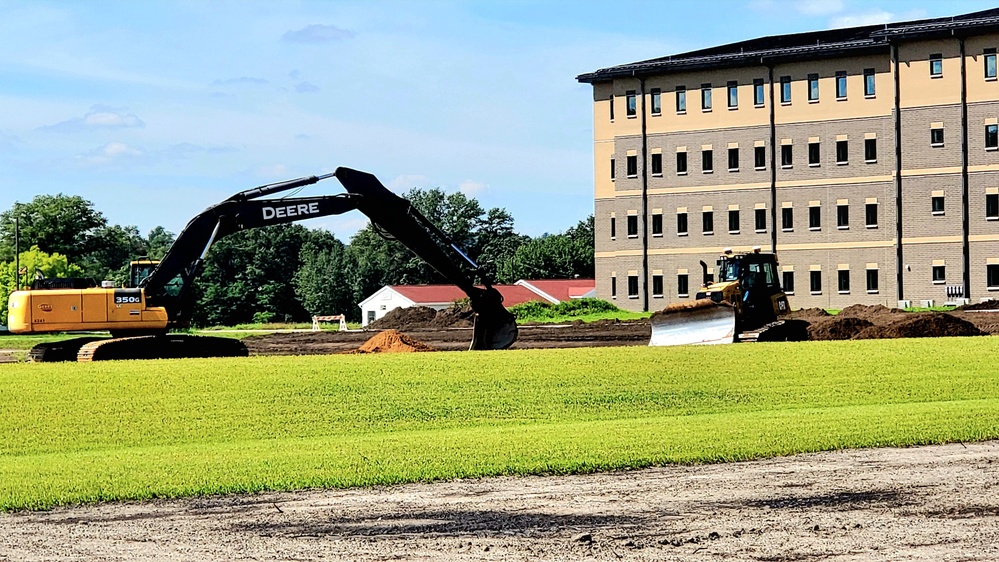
[507,298,626,322]
[498,216,594,281]
[0,195,106,263]
[3,337,999,510]
[294,231,359,320]
[0,246,85,321]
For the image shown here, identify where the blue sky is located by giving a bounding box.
[1,0,995,243]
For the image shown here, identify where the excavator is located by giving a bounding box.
[7,167,518,361]
[649,248,806,345]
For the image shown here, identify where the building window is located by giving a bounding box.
[807,73,819,101]
[626,90,637,117]
[728,147,739,171]
[780,75,791,103]
[727,80,738,108]
[677,212,688,236]
[677,274,689,297]
[864,68,876,96]
[986,194,999,219]
[835,71,847,99]
[651,88,662,115]
[728,209,740,233]
[783,271,795,294]
[652,213,663,236]
[610,158,615,180]
[810,270,822,294]
[652,274,664,297]
[702,211,714,234]
[932,265,946,284]
[838,270,850,293]
[676,151,688,174]
[930,53,943,77]
[932,195,945,215]
[755,208,767,232]
[702,149,713,173]
[837,204,849,229]
[676,86,686,113]
[627,215,638,238]
[610,216,616,239]
[988,264,999,288]
[987,124,998,150]
[651,153,663,175]
[809,205,821,230]
[867,269,879,293]
[866,203,878,228]
[610,276,617,298]
[626,155,638,177]
[782,207,794,231]
[701,83,712,111]
[627,275,639,299]
[808,142,820,166]
[781,144,793,168]
[865,138,877,162]
[931,127,944,146]
[609,95,614,121]
[754,146,766,170]
[987,48,998,80]
[754,78,765,106]
[836,140,848,164]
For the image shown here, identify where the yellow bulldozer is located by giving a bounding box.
[649,248,806,345]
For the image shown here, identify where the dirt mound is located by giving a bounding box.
[960,299,999,311]
[838,304,905,321]
[787,307,831,321]
[368,306,438,330]
[355,330,435,353]
[854,313,983,340]
[808,316,874,340]
[431,304,475,328]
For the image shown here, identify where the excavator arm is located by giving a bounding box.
[140,167,517,350]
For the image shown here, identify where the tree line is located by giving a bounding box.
[0,189,593,325]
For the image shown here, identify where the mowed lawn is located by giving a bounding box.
[2,337,999,510]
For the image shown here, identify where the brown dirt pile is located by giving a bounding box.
[838,303,905,320]
[355,330,435,353]
[807,316,874,340]
[787,307,831,321]
[368,305,475,330]
[960,299,999,311]
[854,313,983,339]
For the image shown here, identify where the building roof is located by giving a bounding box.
[577,8,999,84]
[516,279,596,303]
[387,284,551,307]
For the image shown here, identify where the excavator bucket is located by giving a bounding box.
[649,299,737,346]
[468,286,518,350]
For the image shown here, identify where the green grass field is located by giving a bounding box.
[2,337,998,511]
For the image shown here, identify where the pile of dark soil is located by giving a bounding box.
[354,330,435,353]
[959,299,999,311]
[787,307,831,321]
[854,313,983,339]
[807,316,874,340]
[838,304,905,320]
[368,306,438,330]
[431,305,475,328]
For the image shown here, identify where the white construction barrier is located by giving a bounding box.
[312,314,348,331]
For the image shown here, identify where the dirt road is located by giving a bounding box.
[2,441,997,561]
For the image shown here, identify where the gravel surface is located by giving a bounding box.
[2,441,998,561]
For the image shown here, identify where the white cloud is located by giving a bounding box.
[387,174,431,194]
[40,105,145,132]
[211,76,268,86]
[828,9,927,28]
[458,180,486,197]
[258,164,288,177]
[797,0,843,16]
[78,141,143,165]
[282,24,355,43]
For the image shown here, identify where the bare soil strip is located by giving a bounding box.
[2,441,997,561]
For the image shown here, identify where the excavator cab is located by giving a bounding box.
[129,260,159,288]
[650,248,792,346]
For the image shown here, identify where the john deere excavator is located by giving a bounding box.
[7,167,518,361]
[649,248,806,345]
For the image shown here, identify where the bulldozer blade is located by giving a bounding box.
[649,299,737,346]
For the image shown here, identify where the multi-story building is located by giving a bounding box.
[577,8,999,311]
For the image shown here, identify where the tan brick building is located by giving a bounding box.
[577,9,999,311]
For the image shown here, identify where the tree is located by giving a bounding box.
[80,224,147,280]
[191,225,315,326]
[0,195,107,263]
[294,231,359,320]
[0,246,84,322]
[498,216,594,281]
[145,226,175,260]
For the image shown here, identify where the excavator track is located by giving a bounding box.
[738,319,810,343]
[77,334,249,362]
[29,337,109,362]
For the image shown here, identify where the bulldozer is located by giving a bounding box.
[7,167,518,361]
[649,248,805,346]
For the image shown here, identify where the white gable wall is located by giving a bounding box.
[358,287,416,327]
